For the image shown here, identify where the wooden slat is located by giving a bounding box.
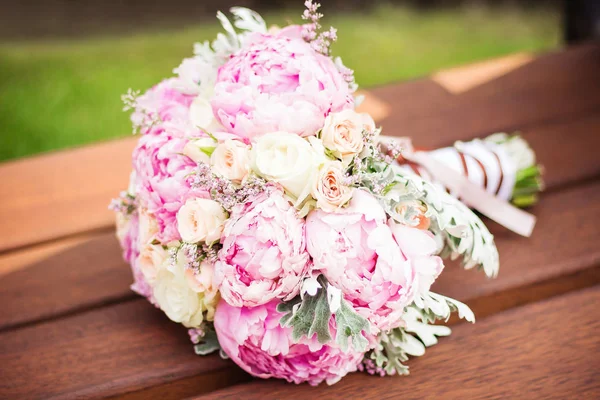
[0,299,250,400]
[196,286,600,400]
[0,181,598,399]
[0,137,137,253]
[0,232,131,332]
[372,43,600,148]
[431,52,535,94]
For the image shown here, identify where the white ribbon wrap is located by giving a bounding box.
[381,136,536,237]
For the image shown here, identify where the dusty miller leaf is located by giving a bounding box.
[277,291,332,344]
[193,329,221,356]
[334,299,370,352]
[277,277,371,350]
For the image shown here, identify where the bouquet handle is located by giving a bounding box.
[380,136,537,237]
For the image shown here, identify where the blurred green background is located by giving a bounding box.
[0,3,560,162]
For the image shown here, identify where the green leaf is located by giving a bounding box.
[278,276,371,351]
[200,146,216,157]
[278,291,333,344]
[334,300,370,352]
[193,329,221,356]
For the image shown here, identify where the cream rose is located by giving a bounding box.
[251,132,324,205]
[136,243,168,285]
[321,109,376,164]
[176,198,227,244]
[210,139,251,183]
[138,207,159,245]
[312,161,354,212]
[185,261,219,320]
[153,266,206,328]
[115,213,131,244]
[183,137,217,164]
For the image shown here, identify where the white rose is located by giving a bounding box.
[183,137,217,164]
[312,161,354,212]
[176,198,227,244]
[251,132,324,205]
[321,109,376,164]
[210,139,251,183]
[136,243,168,286]
[153,267,206,328]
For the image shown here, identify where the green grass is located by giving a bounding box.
[0,4,560,162]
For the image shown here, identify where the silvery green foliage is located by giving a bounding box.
[230,7,267,35]
[174,8,267,96]
[277,276,370,352]
[193,327,222,356]
[413,291,475,323]
[385,165,500,277]
[366,299,471,376]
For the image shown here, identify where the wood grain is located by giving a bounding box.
[0,233,100,278]
[0,137,137,253]
[196,286,600,400]
[432,52,535,94]
[0,299,250,400]
[0,232,131,332]
[372,43,600,148]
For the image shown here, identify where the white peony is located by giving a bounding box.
[189,95,216,129]
[210,139,251,183]
[176,198,227,244]
[251,132,325,205]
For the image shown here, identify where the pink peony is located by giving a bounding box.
[132,133,209,243]
[211,29,354,140]
[306,190,444,333]
[214,189,311,307]
[214,300,364,385]
[132,78,198,137]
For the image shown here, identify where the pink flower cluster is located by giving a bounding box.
[132,133,209,243]
[112,3,458,388]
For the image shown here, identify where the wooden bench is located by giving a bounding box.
[1,43,599,399]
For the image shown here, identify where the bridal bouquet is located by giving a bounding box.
[111,2,540,386]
